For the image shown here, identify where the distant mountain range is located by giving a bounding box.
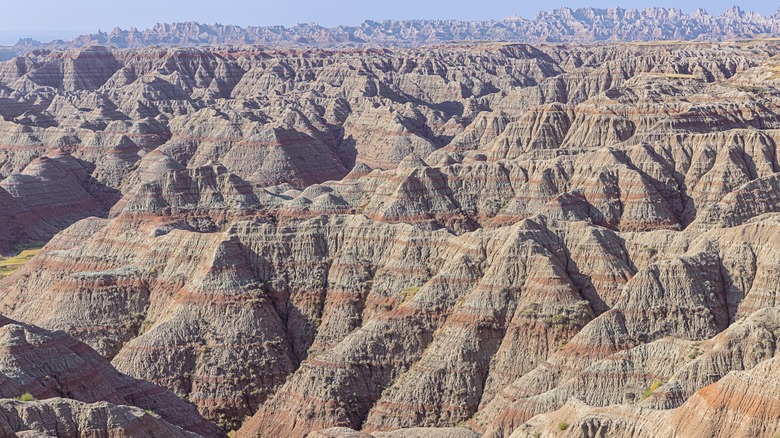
[2,6,780,59]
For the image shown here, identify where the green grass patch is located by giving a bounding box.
[0,244,44,279]
[688,345,703,360]
[401,286,422,304]
[16,392,35,402]
[557,421,569,431]
[641,380,667,400]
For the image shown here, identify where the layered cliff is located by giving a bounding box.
[0,398,206,438]
[0,314,223,436]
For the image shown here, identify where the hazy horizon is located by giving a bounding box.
[1,1,776,46]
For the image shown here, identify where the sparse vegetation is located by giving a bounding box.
[771,64,780,80]
[215,413,239,433]
[401,286,422,304]
[16,392,35,402]
[642,380,667,400]
[547,313,570,327]
[522,302,589,329]
[0,243,45,279]
[521,302,543,317]
[645,72,697,80]
[557,421,569,431]
[127,312,146,329]
[14,241,45,251]
[734,84,765,94]
[631,40,686,46]
[139,319,155,335]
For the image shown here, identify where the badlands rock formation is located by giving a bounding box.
[3,6,780,55]
[0,314,223,436]
[0,398,205,438]
[1,38,780,437]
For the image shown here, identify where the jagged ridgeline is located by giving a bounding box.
[1,35,780,438]
[1,6,780,58]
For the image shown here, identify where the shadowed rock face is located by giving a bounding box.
[0,314,224,437]
[0,398,205,438]
[0,152,105,253]
[1,38,780,438]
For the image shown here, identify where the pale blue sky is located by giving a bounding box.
[0,1,776,45]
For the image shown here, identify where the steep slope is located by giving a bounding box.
[513,354,780,438]
[0,398,205,438]
[0,151,104,252]
[0,314,223,436]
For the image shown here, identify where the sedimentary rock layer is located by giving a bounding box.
[0,314,223,437]
[0,398,205,438]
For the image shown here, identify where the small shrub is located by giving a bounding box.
[522,302,542,317]
[734,85,764,94]
[641,380,666,400]
[544,313,572,327]
[16,392,35,402]
[557,421,569,431]
[401,286,422,303]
